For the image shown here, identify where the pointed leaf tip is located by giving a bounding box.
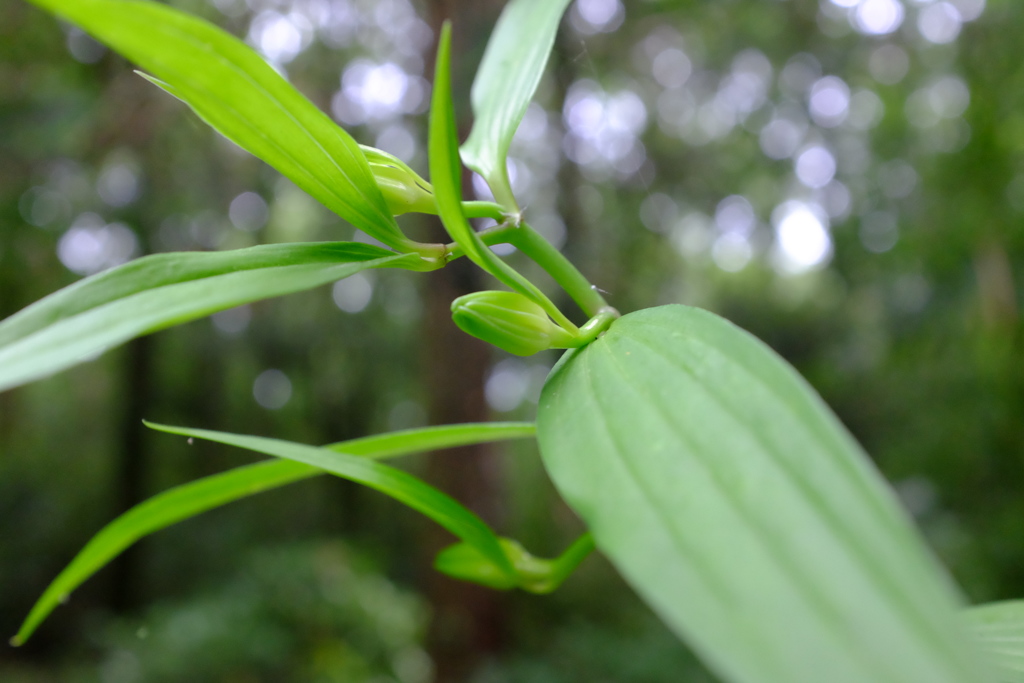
[461,0,573,213]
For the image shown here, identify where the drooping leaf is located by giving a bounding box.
[145,422,518,585]
[537,304,989,683]
[428,23,575,332]
[11,460,311,648]
[0,242,420,392]
[25,0,426,255]
[967,601,1024,682]
[461,0,573,214]
[12,421,534,646]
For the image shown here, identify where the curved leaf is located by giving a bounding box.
[428,24,574,332]
[537,304,988,683]
[25,0,419,253]
[11,421,535,646]
[461,0,573,214]
[145,422,518,585]
[0,242,417,392]
[967,601,1024,682]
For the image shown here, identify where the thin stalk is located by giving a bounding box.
[462,201,507,221]
[518,532,595,594]
[402,238,449,264]
[548,532,596,586]
[487,174,522,220]
[510,223,611,318]
[567,309,619,347]
[445,223,518,261]
[393,202,506,269]
[443,221,617,321]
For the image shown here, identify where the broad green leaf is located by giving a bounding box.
[428,23,575,332]
[0,242,419,393]
[25,0,428,256]
[461,0,573,214]
[537,304,989,683]
[12,421,534,646]
[145,422,517,584]
[967,601,1024,682]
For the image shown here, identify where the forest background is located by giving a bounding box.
[1,0,1023,681]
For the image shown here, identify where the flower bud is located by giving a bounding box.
[450,291,576,356]
[370,162,436,216]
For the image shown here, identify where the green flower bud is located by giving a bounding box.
[450,291,576,356]
[370,162,436,216]
[362,145,437,216]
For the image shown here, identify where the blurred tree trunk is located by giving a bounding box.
[109,335,153,612]
[422,1,508,680]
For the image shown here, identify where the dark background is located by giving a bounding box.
[1,0,1022,681]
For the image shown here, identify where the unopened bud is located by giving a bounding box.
[451,291,575,356]
[371,162,436,216]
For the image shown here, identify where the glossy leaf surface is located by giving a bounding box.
[461,0,573,213]
[25,0,414,252]
[537,304,987,683]
[0,242,415,392]
[12,422,534,645]
[967,601,1024,682]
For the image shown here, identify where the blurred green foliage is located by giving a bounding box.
[2,0,1023,681]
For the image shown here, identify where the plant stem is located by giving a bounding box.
[567,309,619,347]
[486,171,522,220]
[444,224,515,257]
[536,532,595,594]
[448,203,610,317]
[462,201,506,221]
[444,221,615,320]
[509,223,611,318]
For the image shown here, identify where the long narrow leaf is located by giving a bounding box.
[145,422,518,582]
[25,0,417,253]
[537,305,988,683]
[0,242,417,392]
[428,23,574,332]
[11,421,534,646]
[324,421,535,456]
[967,601,1024,682]
[11,460,311,648]
[461,0,573,213]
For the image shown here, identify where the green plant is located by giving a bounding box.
[4,0,1023,681]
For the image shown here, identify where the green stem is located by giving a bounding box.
[445,223,517,261]
[565,308,619,348]
[392,202,505,269]
[443,221,617,324]
[510,223,611,318]
[549,532,596,585]
[462,201,507,221]
[517,532,596,594]
[401,238,449,265]
[486,170,522,219]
